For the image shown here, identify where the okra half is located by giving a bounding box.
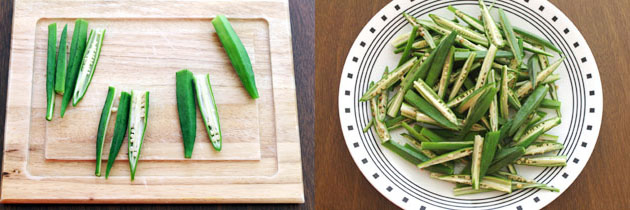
[54,24,68,94]
[60,19,89,117]
[128,91,149,180]
[73,28,106,106]
[46,23,57,121]
[212,15,259,99]
[194,74,222,151]
[176,70,197,158]
[105,91,131,179]
[95,87,116,177]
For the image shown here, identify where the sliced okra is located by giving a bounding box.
[105,91,131,179]
[509,85,549,136]
[449,52,477,101]
[516,58,564,98]
[360,57,417,101]
[495,171,535,183]
[421,141,474,151]
[453,186,494,196]
[447,5,484,32]
[499,66,510,118]
[487,70,499,131]
[487,146,525,174]
[413,79,459,127]
[54,24,68,95]
[479,0,505,47]
[437,174,512,193]
[429,14,488,46]
[474,44,498,90]
[479,131,501,178]
[72,28,106,106]
[535,134,559,142]
[513,117,561,148]
[417,19,486,51]
[128,90,150,180]
[397,25,419,67]
[524,142,564,156]
[461,85,497,134]
[403,13,437,49]
[194,74,222,150]
[46,23,57,121]
[453,50,513,61]
[512,181,560,192]
[95,87,116,177]
[471,135,483,189]
[417,147,473,169]
[437,47,455,99]
[498,8,523,66]
[176,70,197,158]
[514,156,567,167]
[540,98,561,109]
[60,19,89,117]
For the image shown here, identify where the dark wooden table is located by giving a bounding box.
[0,0,313,209]
[316,0,630,209]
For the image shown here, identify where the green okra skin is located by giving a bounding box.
[495,171,536,183]
[429,14,488,46]
[212,15,259,99]
[498,8,523,67]
[73,28,106,106]
[417,147,473,169]
[487,146,525,174]
[514,27,562,54]
[453,50,513,61]
[528,55,541,88]
[488,70,499,131]
[455,83,493,113]
[508,85,549,136]
[447,5,484,32]
[400,143,455,174]
[499,66,510,119]
[105,91,131,179]
[479,131,501,178]
[384,115,412,130]
[128,91,149,180]
[360,57,417,101]
[420,127,448,142]
[417,19,486,51]
[398,25,419,67]
[512,181,560,192]
[453,186,494,196]
[449,53,477,101]
[517,57,565,98]
[436,174,512,193]
[46,23,57,121]
[479,0,505,47]
[176,70,197,158]
[54,24,68,95]
[471,135,483,189]
[95,86,116,177]
[513,117,561,148]
[421,141,474,151]
[194,74,222,151]
[540,98,561,109]
[462,85,497,134]
[401,121,428,142]
[61,19,89,117]
[413,79,459,127]
[402,13,437,49]
[514,156,567,167]
[425,32,458,87]
[437,47,455,100]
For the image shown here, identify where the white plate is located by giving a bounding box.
[337,0,602,209]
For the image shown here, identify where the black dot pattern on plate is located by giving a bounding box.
[587,73,592,79]
[590,108,595,113]
[539,6,545,11]
[382,15,388,21]
[573,158,579,163]
[582,57,587,63]
[345,108,351,113]
[534,197,540,203]
[345,0,598,208]
[345,90,350,96]
[420,206,426,210]
[517,206,523,210]
[353,57,359,62]
[360,41,366,47]
[348,73,353,79]
[562,173,569,178]
[590,90,595,95]
[373,173,379,179]
[387,186,393,192]
[587,125,593,130]
[395,5,400,10]
[353,142,358,147]
[403,197,409,203]
[362,158,368,164]
[582,142,588,147]
[574,42,580,48]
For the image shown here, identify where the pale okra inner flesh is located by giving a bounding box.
[196,75,221,144]
[128,92,146,165]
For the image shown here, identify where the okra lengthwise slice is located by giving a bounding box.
[54,24,68,95]
[46,23,57,121]
[212,15,259,99]
[194,74,222,151]
[105,91,131,178]
[61,19,89,117]
[176,70,197,158]
[95,87,117,177]
[128,91,149,180]
[73,28,106,106]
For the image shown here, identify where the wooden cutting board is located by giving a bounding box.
[1,0,303,204]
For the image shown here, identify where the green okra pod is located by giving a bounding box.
[46,23,57,121]
[398,25,419,67]
[512,181,560,192]
[413,79,459,127]
[212,15,259,99]
[54,24,68,94]
[471,135,484,189]
[514,156,567,167]
[429,14,488,46]
[487,146,525,174]
[425,32,458,87]
[524,142,564,156]
[479,0,505,47]
[540,98,561,109]
[421,141,474,151]
[176,70,197,158]
[95,86,116,177]
[383,141,454,174]
[128,90,149,180]
[437,47,455,100]
[513,117,561,148]
[360,57,417,101]
[417,147,473,169]
[61,19,89,117]
[479,131,501,178]
[462,85,497,134]
[105,91,131,179]
[508,85,549,136]
[453,50,513,61]
[194,74,222,151]
[498,8,523,66]
[73,28,106,106]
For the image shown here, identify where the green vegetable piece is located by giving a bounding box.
[400,143,455,174]
[360,57,417,101]
[514,156,567,167]
[128,90,149,180]
[401,121,427,142]
[453,50,513,61]
[517,57,565,98]
[194,74,222,151]
[540,98,561,109]
[437,47,455,100]
[403,13,437,49]
[447,5,484,32]
[420,127,448,142]
[524,142,564,156]
[498,8,523,66]
[417,147,473,169]
[413,79,459,127]
[72,28,106,106]
[95,87,116,177]
[54,24,68,94]
[61,19,89,117]
[417,19,486,51]
[449,53,477,101]
[479,0,505,47]
[488,70,499,131]
[398,25,419,67]
[512,181,560,192]
[176,70,197,158]
[425,32,458,87]
[475,45,499,90]
[46,23,57,121]
[479,131,500,178]
[462,85,497,134]
[430,14,488,46]
[528,55,541,88]
[105,91,131,179]
[508,86,549,136]
[437,174,512,193]
[384,115,412,130]
[471,135,483,189]
[453,186,494,196]
[514,27,562,54]
[421,141,474,151]
[499,66,510,118]
[487,146,525,174]
[513,117,561,148]
[212,15,259,99]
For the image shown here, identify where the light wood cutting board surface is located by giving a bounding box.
[1,0,303,204]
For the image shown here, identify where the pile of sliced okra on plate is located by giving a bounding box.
[45,15,258,180]
[361,0,565,195]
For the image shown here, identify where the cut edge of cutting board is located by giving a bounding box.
[1,0,304,204]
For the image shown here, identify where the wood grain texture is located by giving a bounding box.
[315,0,630,209]
[1,0,304,204]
